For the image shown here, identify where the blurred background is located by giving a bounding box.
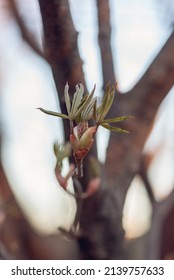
[0,0,174,259]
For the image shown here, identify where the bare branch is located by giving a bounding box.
[96,0,116,88]
[105,32,174,210]
[8,0,43,57]
[139,153,156,204]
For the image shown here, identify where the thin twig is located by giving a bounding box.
[139,153,156,204]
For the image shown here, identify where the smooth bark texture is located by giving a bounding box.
[96,0,116,87]
[38,0,86,141]
[38,0,86,95]
[105,31,174,209]
[38,0,98,188]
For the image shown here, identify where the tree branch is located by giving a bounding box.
[96,0,116,88]
[38,0,98,188]
[105,31,174,209]
[8,0,43,57]
[38,0,87,96]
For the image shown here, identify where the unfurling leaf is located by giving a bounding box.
[79,126,96,149]
[102,115,134,124]
[54,142,72,161]
[80,97,97,121]
[101,123,129,133]
[70,83,84,118]
[75,85,96,119]
[70,134,80,152]
[38,82,133,179]
[64,82,71,115]
[37,108,69,119]
[96,84,116,122]
[54,142,72,171]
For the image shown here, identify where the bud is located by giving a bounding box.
[70,134,80,152]
[79,126,96,149]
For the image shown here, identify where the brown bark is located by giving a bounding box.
[38,0,98,188]
[96,0,116,87]
[148,190,174,259]
[38,0,85,143]
[104,31,174,210]
[38,0,86,95]
[160,199,174,259]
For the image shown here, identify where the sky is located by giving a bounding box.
[69,0,173,92]
[0,0,174,237]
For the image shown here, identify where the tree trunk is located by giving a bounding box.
[38,0,86,142]
[38,0,86,94]
[38,0,98,188]
[105,31,174,210]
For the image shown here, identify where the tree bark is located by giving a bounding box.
[38,0,98,188]
[96,0,116,87]
[105,31,174,210]
[38,0,87,142]
[38,0,86,94]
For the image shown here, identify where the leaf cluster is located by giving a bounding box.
[38,83,133,133]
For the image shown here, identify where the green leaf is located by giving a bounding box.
[64,83,71,115]
[81,97,97,121]
[37,108,69,119]
[93,99,97,121]
[101,123,129,133]
[97,85,115,123]
[54,142,72,161]
[76,84,96,116]
[99,90,115,121]
[94,98,106,122]
[75,113,82,124]
[70,84,84,118]
[102,115,134,123]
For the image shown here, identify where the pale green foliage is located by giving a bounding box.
[54,142,72,169]
[38,83,133,133]
[38,83,133,178]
